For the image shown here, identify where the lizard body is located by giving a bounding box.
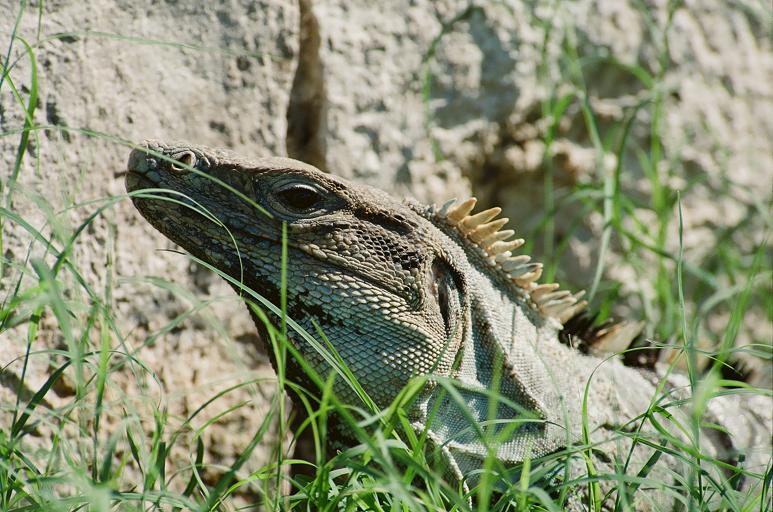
[126,141,771,509]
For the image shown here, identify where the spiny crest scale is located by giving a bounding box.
[436,197,587,325]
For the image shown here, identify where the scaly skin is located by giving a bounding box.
[127,140,771,509]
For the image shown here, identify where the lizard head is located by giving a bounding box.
[126,140,466,406]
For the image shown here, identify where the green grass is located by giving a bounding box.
[1,1,772,511]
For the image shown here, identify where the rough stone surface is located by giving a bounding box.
[1,0,770,501]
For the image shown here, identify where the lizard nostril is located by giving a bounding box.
[170,151,196,172]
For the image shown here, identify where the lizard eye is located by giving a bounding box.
[272,182,326,215]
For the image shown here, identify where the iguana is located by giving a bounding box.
[126,140,771,510]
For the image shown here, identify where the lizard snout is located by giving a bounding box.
[126,141,167,192]
[127,149,146,174]
[127,140,159,176]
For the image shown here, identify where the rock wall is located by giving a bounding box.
[1,0,770,497]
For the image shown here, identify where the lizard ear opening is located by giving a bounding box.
[430,258,464,339]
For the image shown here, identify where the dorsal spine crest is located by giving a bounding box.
[436,197,588,325]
